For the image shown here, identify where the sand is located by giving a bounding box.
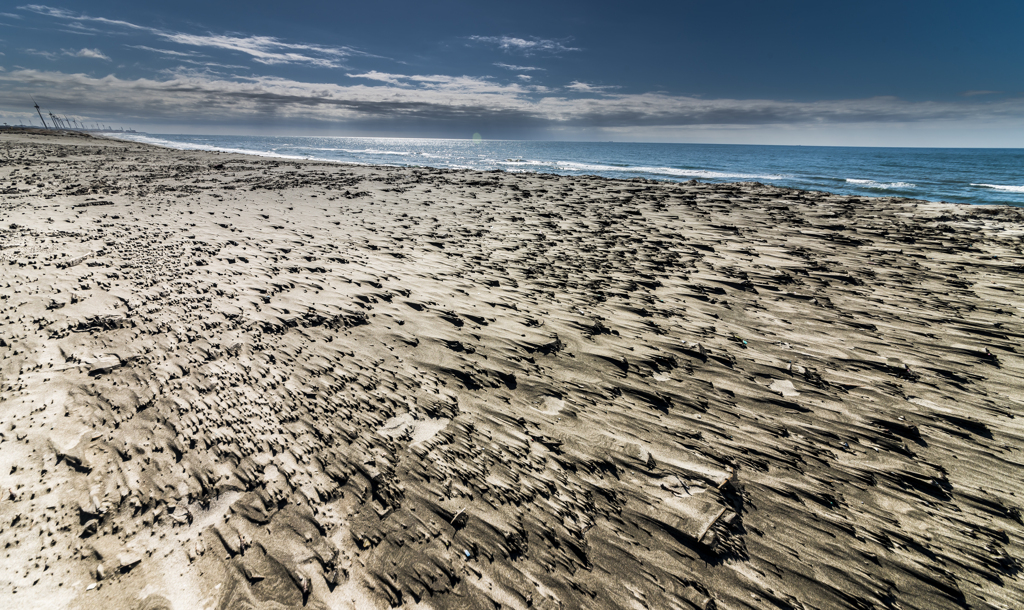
[1,129,1022,610]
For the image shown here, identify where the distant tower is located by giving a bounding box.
[33,97,49,129]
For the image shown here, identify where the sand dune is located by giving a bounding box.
[1,130,1022,610]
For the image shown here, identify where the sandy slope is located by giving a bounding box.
[1,130,1023,610]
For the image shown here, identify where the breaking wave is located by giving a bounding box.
[971,183,1024,193]
[846,179,917,190]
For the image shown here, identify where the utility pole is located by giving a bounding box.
[33,97,49,129]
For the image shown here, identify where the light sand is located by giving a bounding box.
[1,130,1023,610]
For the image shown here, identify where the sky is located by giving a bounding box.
[0,1,1022,146]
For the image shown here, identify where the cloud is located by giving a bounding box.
[470,36,579,55]
[517,75,532,81]
[24,48,58,60]
[348,71,541,95]
[20,4,149,31]
[963,90,999,97]
[129,45,202,58]
[0,12,22,19]
[19,4,374,68]
[348,71,410,86]
[3,68,1023,134]
[60,22,103,34]
[495,63,545,71]
[175,60,249,70]
[157,32,360,68]
[66,47,109,60]
[132,48,247,71]
[565,81,618,93]
[405,73,536,94]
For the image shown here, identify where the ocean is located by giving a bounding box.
[107,133,1024,206]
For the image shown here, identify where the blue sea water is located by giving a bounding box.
[108,133,1024,206]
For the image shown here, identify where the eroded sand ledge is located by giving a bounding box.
[1,131,1023,610]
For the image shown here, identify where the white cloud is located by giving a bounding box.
[495,63,545,71]
[20,5,149,30]
[517,74,532,81]
[470,36,579,55]
[406,73,534,94]
[24,48,58,60]
[178,60,249,70]
[60,22,103,34]
[157,32,359,68]
[131,47,247,71]
[3,68,1023,135]
[565,81,617,93]
[66,47,109,60]
[19,4,374,68]
[129,45,200,58]
[349,71,541,95]
[348,71,410,86]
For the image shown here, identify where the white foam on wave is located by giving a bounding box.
[494,159,547,166]
[276,146,412,155]
[106,134,789,182]
[551,160,787,180]
[971,183,1024,193]
[103,134,368,166]
[493,158,786,180]
[846,178,916,189]
[339,148,413,156]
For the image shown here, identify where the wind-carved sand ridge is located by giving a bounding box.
[1,131,1023,610]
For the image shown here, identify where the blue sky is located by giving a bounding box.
[0,1,1022,145]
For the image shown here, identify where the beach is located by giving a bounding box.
[1,129,1022,610]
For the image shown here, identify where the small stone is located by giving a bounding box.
[118,552,142,571]
[80,519,98,538]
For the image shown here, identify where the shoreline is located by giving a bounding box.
[89,130,1024,206]
[2,131,1023,610]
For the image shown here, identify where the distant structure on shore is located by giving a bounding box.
[2,98,137,134]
